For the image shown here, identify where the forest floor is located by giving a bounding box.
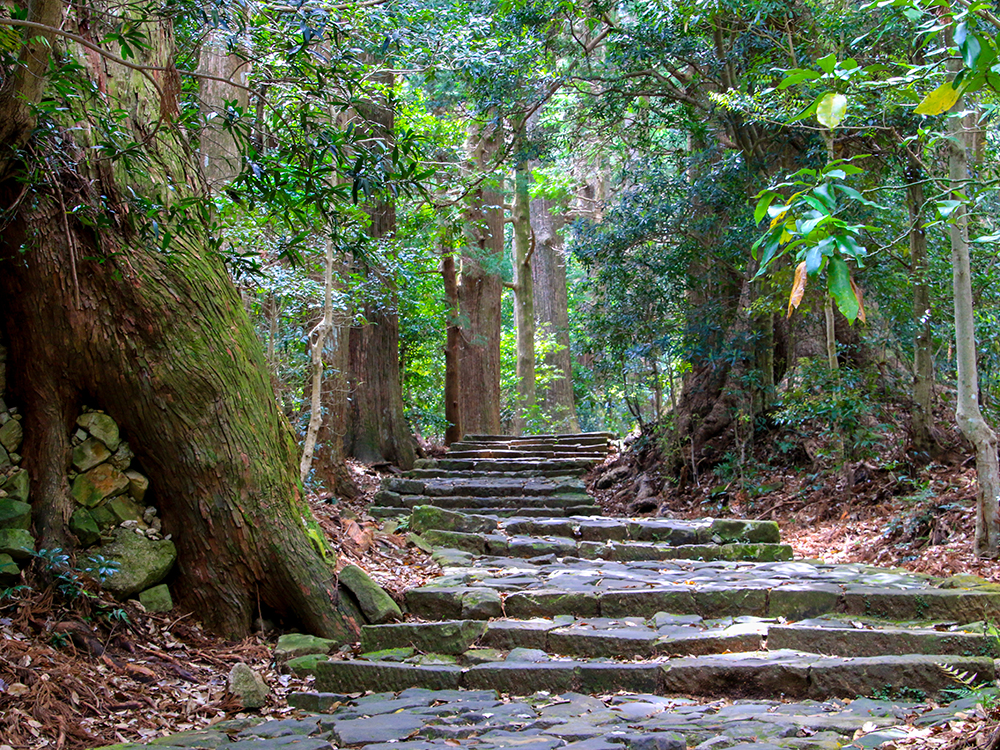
[2,451,998,750]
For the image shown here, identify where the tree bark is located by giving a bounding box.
[947,89,1000,557]
[441,231,463,446]
[0,0,359,639]
[512,157,536,435]
[530,193,580,433]
[197,30,249,187]
[300,237,335,483]
[458,116,503,435]
[344,74,416,468]
[905,154,938,459]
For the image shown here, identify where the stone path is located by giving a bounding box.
[109,433,1000,750]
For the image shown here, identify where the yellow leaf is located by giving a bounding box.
[850,277,867,323]
[816,92,848,129]
[787,261,807,318]
[914,82,961,115]
[768,209,788,230]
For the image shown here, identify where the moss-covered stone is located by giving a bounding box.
[422,529,486,554]
[410,506,498,534]
[77,412,121,451]
[72,464,129,508]
[0,528,34,560]
[0,498,30,530]
[0,552,20,584]
[359,646,415,661]
[2,469,28,502]
[106,495,143,523]
[274,632,338,662]
[125,470,149,503]
[0,418,22,454]
[284,654,330,676]
[94,528,176,596]
[361,620,487,655]
[139,584,174,612]
[338,564,402,624]
[69,508,101,546]
[72,437,112,472]
[90,504,117,530]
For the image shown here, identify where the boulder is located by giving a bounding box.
[0,418,22,454]
[0,553,19,584]
[228,663,269,709]
[76,412,121,451]
[139,584,174,612]
[0,444,10,473]
[90,504,117,530]
[95,528,176,596]
[338,564,403,624]
[0,528,35,560]
[2,469,28,502]
[274,633,339,663]
[72,438,112,472]
[71,464,130,507]
[69,508,101,546]
[0,498,30,530]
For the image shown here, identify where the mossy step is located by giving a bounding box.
[383,476,587,498]
[436,459,595,474]
[407,582,1000,623]
[313,651,993,701]
[406,468,586,479]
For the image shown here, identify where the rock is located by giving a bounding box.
[109,442,134,470]
[0,418,22,454]
[0,552,20,584]
[139,584,174,612]
[228,662,269,709]
[274,633,339,663]
[2,469,28,502]
[0,444,10,473]
[0,498,30,530]
[106,495,143,523]
[77,412,121,451]
[125,471,149,503]
[90,504,117,530]
[95,528,176,596]
[72,438,112,472]
[69,508,101,546]
[285,654,330,676]
[0,528,35,560]
[339,564,403,624]
[71,464,130,507]
[595,464,631,490]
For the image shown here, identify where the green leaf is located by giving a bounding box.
[754,192,777,224]
[828,257,860,324]
[813,183,837,212]
[805,244,823,274]
[778,69,821,89]
[936,199,963,218]
[961,34,982,71]
[914,82,961,115]
[816,92,848,129]
[835,234,866,260]
[817,54,837,74]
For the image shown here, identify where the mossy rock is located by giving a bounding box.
[70,508,101,546]
[72,437,112,472]
[2,469,29,502]
[0,528,35,560]
[0,418,23,454]
[72,464,129,508]
[0,552,21,584]
[95,528,176,596]
[77,412,121,451]
[284,654,331,676]
[0,498,31,530]
[139,584,174,612]
[338,564,402,624]
[274,633,338,662]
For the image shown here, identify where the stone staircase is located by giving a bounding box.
[309,433,1000,706]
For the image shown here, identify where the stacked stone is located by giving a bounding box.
[0,377,32,585]
[68,409,153,546]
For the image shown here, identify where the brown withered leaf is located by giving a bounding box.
[787,261,807,318]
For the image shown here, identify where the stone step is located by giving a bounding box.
[461,431,614,443]
[376,493,596,511]
[406,467,586,479]
[355,616,998,661]
[313,651,993,700]
[437,458,597,474]
[406,567,1000,623]
[448,442,611,455]
[381,476,588,498]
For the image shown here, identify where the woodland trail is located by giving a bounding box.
[108,433,1000,750]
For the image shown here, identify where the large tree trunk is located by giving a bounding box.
[441,233,463,446]
[344,75,416,468]
[0,0,357,639]
[530,193,580,433]
[511,157,536,435]
[458,116,503,435]
[1,190,358,640]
